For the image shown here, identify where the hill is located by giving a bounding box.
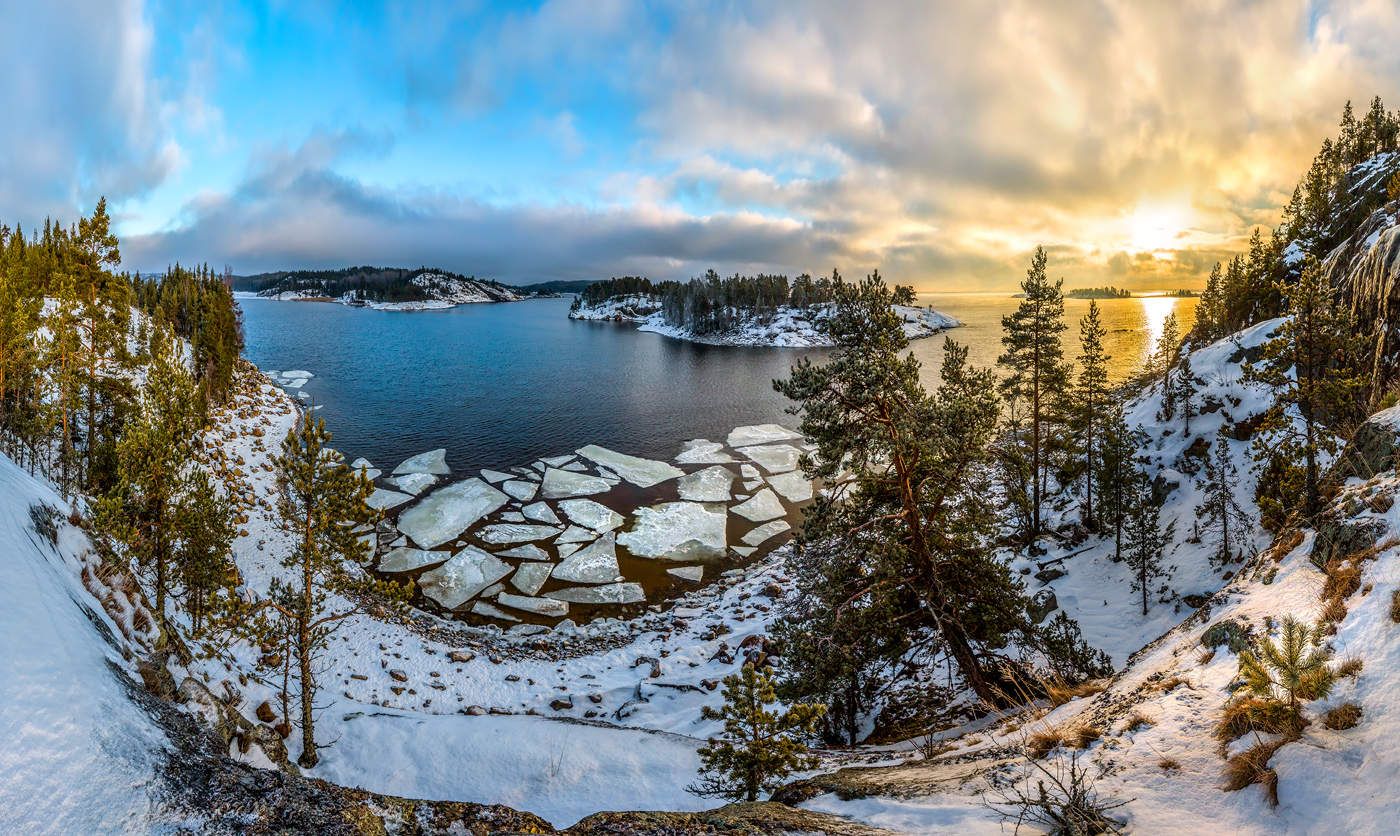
[233,265,547,310]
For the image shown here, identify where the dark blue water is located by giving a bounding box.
[237,296,821,473]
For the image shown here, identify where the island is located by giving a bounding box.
[568,271,960,347]
[231,265,561,310]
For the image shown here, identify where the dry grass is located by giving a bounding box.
[1390,589,1400,624]
[1045,679,1105,708]
[1320,597,1348,626]
[1154,675,1188,693]
[1025,723,1102,760]
[1223,739,1284,806]
[1158,757,1181,771]
[1323,702,1362,730]
[1322,559,1362,603]
[1216,697,1305,742]
[1337,656,1364,679]
[1121,711,1154,733]
[1197,649,1216,666]
[1265,529,1305,562]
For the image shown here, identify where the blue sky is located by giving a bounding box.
[5,1,1400,288]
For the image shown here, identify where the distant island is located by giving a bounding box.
[231,265,567,310]
[569,271,959,347]
[1057,286,1198,299]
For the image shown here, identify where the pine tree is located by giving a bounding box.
[1094,404,1139,563]
[1071,301,1110,528]
[1195,262,1224,342]
[1238,617,1335,714]
[998,247,1070,542]
[1246,259,1368,517]
[1196,432,1250,567]
[1153,313,1182,420]
[1173,352,1197,435]
[263,414,405,767]
[45,272,85,494]
[1124,470,1171,615]
[175,468,237,635]
[689,663,826,802]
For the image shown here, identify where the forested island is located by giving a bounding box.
[569,269,958,346]
[233,265,551,310]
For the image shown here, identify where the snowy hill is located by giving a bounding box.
[570,296,960,347]
[235,266,539,310]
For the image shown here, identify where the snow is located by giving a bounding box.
[416,547,513,610]
[389,471,438,495]
[618,502,728,560]
[558,498,624,532]
[726,423,803,448]
[677,465,735,502]
[541,467,615,499]
[397,479,510,548]
[545,582,646,605]
[392,448,450,476]
[736,443,802,474]
[552,534,621,584]
[730,487,786,522]
[377,547,447,573]
[575,444,684,488]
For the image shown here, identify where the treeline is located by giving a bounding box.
[1065,286,1131,299]
[574,269,917,336]
[235,265,516,303]
[0,199,241,496]
[1193,96,1400,344]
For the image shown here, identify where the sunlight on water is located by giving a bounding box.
[1138,295,1181,367]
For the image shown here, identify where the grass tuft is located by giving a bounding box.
[1323,702,1362,730]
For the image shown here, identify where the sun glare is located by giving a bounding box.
[1127,202,1191,255]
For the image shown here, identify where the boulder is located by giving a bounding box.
[1201,618,1252,654]
[1332,405,1400,481]
[1310,516,1387,568]
[1028,589,1058,624]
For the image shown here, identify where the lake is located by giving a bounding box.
[237,292,1196,474]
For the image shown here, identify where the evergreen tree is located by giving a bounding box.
[1247,259,1368,517]
[1196,432,1250,567]
[689,663,826,802]
[262,414,405,767]
[776,273,1034,705]
[997,246,1070,542]
[1194,262,1224,342]
[175,468,237,635]
[1124,471,1171,615]
[45,272,84,494]
[1238,617,1335,715]
[1174,352,1197,435]
[1094,404,1139,563]
[1153,313,1182,420]
[1071,301,1110,527]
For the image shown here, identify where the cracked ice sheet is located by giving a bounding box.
[731,488,785,522]
[541,467,614,499]
[476,523,561,545]
[558,498,624,532]
[552,534,620,584]
[392,448,450,476]
[676,465,734,502]
[367,488,413,511]
[726,424,801,448]
[417,546,512,610]
[766,470,813,503]
[575,444,683,488]
[674,439,735,464]
[736,444,802,474]
[390,472,438,495]
[617,502,727,561]
[397,479,509,548]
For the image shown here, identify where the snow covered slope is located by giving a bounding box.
[0,454,171,833]
[570,297,960,347]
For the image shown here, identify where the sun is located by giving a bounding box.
[1126,201,1191,255]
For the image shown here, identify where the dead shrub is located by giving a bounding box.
[1155,675,1187,692]
[1320,597,1347,625]
[1223,739,1284,806]
[1215,697,1305,742]
[1336,656,1364,679]
[1390,590,1400,623]
[1322,559,1362,603]
[1265,529,1305,562]
[1026,727,1064,760]
[1121,711,1154,733]
[1323,702,1362,730]
[1197,649,1216,666]
[1158,757,1180,771]
[1046,679,1105,707]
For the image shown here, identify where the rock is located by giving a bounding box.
[1028,589,1058,624]
[466,705,487,715]
[1201,618,1252,654]
[388,669,408,683]
[550,697,573,711]
[1181,593,1210,609]
[1311,516,1387,568]
[448,650,475,663]
[1034,567,1066,583]
[1334,407,1400,481]
[255,701,277,723]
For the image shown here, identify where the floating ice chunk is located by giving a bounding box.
[350,458,382,481]
[390,472,438,495]
[541,467,615,499]
[521,502,560,525]
[511,562,553,595]
[677,465,734,502]
[397,479,509,548]
[765,470,813,502]
[667,566,704,583]
[557,542,583,559]
[727,424,801,448]
[560,461,588,472]
[417,546,512,609]
[296,391,309,399]
[740,464,759,479]
[558,498,624,532]
[476,523,561,544]
[480,468,514,484]
[553,534,620,584]
[742,479,765,491]
[675,439,735,465]
[737,444,802,474]
[499,511,526,523]
[497,592,568,617]
[378,547,447,573]
[556,525,597,545]
[482,583,505,598]
[542,454,574,468]
[471,601,519,622]
[283,378,306,389]
[497,543,550,561]
[502,480,538,502]
[730,546,756,558]
[282,370,313,380]
[367,488,413,511]
[618,502,727,560]
[393,448,450,476]
[741,520,791,547]
[575,444,684,488]
[731,488,785,522]
[545,582,645,605]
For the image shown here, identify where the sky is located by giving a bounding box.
[4,1,1400,291]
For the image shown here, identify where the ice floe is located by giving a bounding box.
[502,479,538,501]
[367,488,413,511]
[674,439,734,465]
[558,498,624,532]
[541,467,614,499]
[617,502,727,561]
[378,547,447,573]
[350,458,381,481]
[676,465,735,502]
[726,423,801,448]
[736,444,801,474]
[575,444,683,487]
[730,488,785,522]
[667,566,704,583]
[397,479,509,548]
[766,470,813,503]
[390,472,438,495]
[740,520,790,547]
[496,592,568,617]
[556,525,597,544]
[470,600,518,622]
[520,502,561,524]
[476,523,561,545]
[552,534,620,584]
[392,448,450,476]
[544,582,645,605]
[510,562,553,595]
[497,543,550,561]
[480,468,513,484]
[416,547,512,610]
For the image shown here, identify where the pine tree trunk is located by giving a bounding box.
[297,509,319,769]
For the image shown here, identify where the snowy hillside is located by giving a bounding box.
[571,296,960,347]
[238,268,537,310]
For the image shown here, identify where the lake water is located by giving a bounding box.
[237,292,1196,474]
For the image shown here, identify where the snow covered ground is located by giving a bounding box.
[571,296,960,347]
